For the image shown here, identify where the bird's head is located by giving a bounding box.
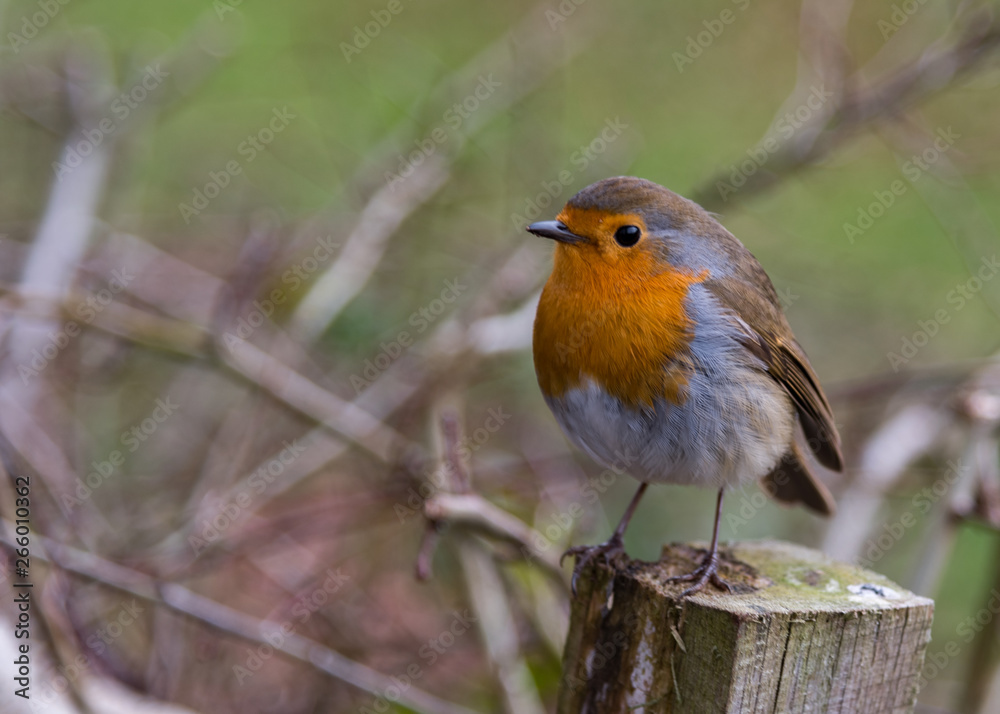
[526,176,716,279]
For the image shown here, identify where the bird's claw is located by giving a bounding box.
[561,536,625,595]
[666,552,734,598]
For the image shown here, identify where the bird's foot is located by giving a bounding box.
[665,550,734,598]
[561,535,627,595]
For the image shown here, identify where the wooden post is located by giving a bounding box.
[558,540,934,714]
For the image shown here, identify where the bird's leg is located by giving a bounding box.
[562,482,648,594]
[666,487,734,597]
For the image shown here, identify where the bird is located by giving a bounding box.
[527,176,841,597]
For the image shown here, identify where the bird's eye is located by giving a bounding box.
[614,225,641,247]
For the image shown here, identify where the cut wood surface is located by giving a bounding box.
[558,540,934,714]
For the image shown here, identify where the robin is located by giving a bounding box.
[528,176,841,596]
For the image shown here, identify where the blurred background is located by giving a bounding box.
[0,0,999,711]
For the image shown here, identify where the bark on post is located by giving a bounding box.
[558,540,934,714]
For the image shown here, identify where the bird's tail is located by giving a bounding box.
[760,440,836,516]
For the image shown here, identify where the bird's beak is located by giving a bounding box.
[527,220,585,244]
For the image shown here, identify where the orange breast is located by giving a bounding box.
[533,243,708,408]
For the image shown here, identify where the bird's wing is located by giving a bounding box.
[738,318,843,472]
[704,274,844,474]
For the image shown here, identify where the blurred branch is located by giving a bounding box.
[423,494,563,581]
[95,231,225,326]
[216,338,421,464]
[0,288,420,465]
[347,0,607,188]
[0,286,209,357]
[169,240,547,538]
[912,359,1000,595]
[416,412,469,580]
[465,291,540,356]
[770,0,855,144]
[1,527,481,714]
[36,570,100,714]
[458,541,546,714]
[415,414,565,585]
[289,155,450,340]
[693,10,1000,209]
[441,412,472,495]
[0,16,232,558]
[0,42,115,532]
[970,437,1000,526]
[908,430,981,595]
[416,412,548,713]
[823,353,1000,600]
[963,537,1000,713]
[289,0,608,340]
[821,402,950,562]
[879,116,1000,323]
